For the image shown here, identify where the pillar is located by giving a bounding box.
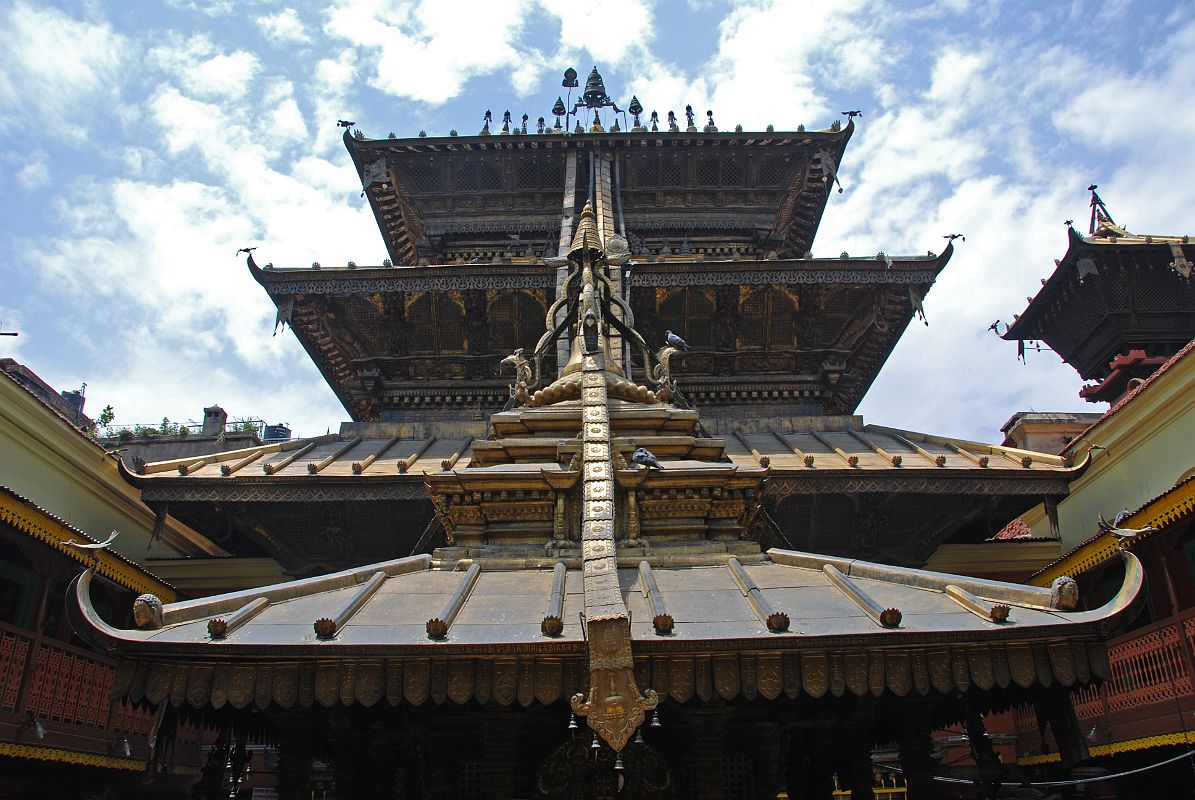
[689,707,733,800]
[274,713,315,800]
[896,706,936,800]
[482,713,522,798]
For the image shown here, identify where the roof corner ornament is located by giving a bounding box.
[629,96,644,131]
[1049,575,1079,611]
[501,348,534,407]
[652,345,681,403]
[133,593,164,630]
[480,109,492,136]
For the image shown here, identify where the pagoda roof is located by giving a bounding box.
[1002,226,1195,382]
[70,546,1142,706]
[248,246,951,421]
[343,122,853,266]
[121,414,1080,499]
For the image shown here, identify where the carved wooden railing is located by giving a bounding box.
[0,619,155,737]
[1015,609,1195,744]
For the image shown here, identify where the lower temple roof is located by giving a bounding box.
[73,545,1140,655]
[70,546,1141,707]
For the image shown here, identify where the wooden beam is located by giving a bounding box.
[313,571,387,639]
[638,561,673,634]
[307,437,362,474]
[353,436,401,474]
[726,557,790,632]
[427,562,481,639]
[823,564,901,628]
[541,562,567,636]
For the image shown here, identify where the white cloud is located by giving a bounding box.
[0,3,125,139]
[323,0,560,104]
[15,150,49,190]
[256,8,311,44]
[148,34,261,100]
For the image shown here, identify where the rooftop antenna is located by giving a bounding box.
[1088,184,1116,235]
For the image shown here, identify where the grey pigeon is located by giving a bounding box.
[632,447,663,470]
[665,330,689,351]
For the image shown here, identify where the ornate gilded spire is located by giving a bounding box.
[569,201,602,253]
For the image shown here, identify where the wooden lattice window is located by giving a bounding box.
[635,155,659,186]
[406,292,466,353]
[660,155,685,187]
[697,156,720,185]
[456,159,503,191]
[405,160,441,192]
[756,155,790,186]
[488,291,545,354]
[658,289,714,349]
[515,158,538,189]
[740,288,797,350]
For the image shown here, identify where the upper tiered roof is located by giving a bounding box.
[1002,189,1194,403]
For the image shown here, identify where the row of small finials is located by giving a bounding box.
[354,111,842,140]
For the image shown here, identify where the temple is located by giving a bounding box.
[69,69,1144,798]
[1002,187,1195,405]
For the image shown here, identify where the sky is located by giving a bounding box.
[1,0,1192,443]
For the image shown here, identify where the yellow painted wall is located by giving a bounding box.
[1020,352,1195,551]
[0,374,219,561]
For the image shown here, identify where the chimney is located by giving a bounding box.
[60,390,85,420]
[202,405,227,437]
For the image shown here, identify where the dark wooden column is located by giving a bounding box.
[367,723,404,799]
[689,706,733,799]
[274,712,316,800]
[482,712,522,798]
[895,705,937,800]
[783,719,838,800]
[1032,685,1088,766]
[329,709,368,799]
[838,717,875,800]
[751,718,783,800]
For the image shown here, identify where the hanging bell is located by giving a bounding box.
[650,710,661,728]
[634,728,645,745]
[568,712,578,730]
[614,753,624,771]
[591,733,601,750]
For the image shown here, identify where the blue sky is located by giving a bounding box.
[1,0,1192,442]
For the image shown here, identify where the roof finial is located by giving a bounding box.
[704,109,717,132]
[685,105,697,132]
[501,110,511,134]
[629,96,644,131]
[667,111,679,132]
[481,109,492,136]
[569,201,602,254]
[1088,184,1116,235]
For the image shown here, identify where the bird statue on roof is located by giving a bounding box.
[63,531,118,558]
[943,233,966,243]
[1097,512,1156,542]
[665,330,689,352]
[632,447,663,470]
[987,320,1002,333]
[236,246,256,255]
[337,119,355,128]
[841,110,863,120]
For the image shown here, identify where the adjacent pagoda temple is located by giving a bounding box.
[72,69,1142,799]
[1002,187,1195,404]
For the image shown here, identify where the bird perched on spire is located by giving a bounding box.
[337,119,355,128]
[1097,512,1156,542]
[632,447,663,470]
[943,233,966,243]
[665,330,689,351]
[841,110,862,120]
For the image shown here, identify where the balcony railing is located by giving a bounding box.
[1015,607,1195,746]
[0,620,158,751]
